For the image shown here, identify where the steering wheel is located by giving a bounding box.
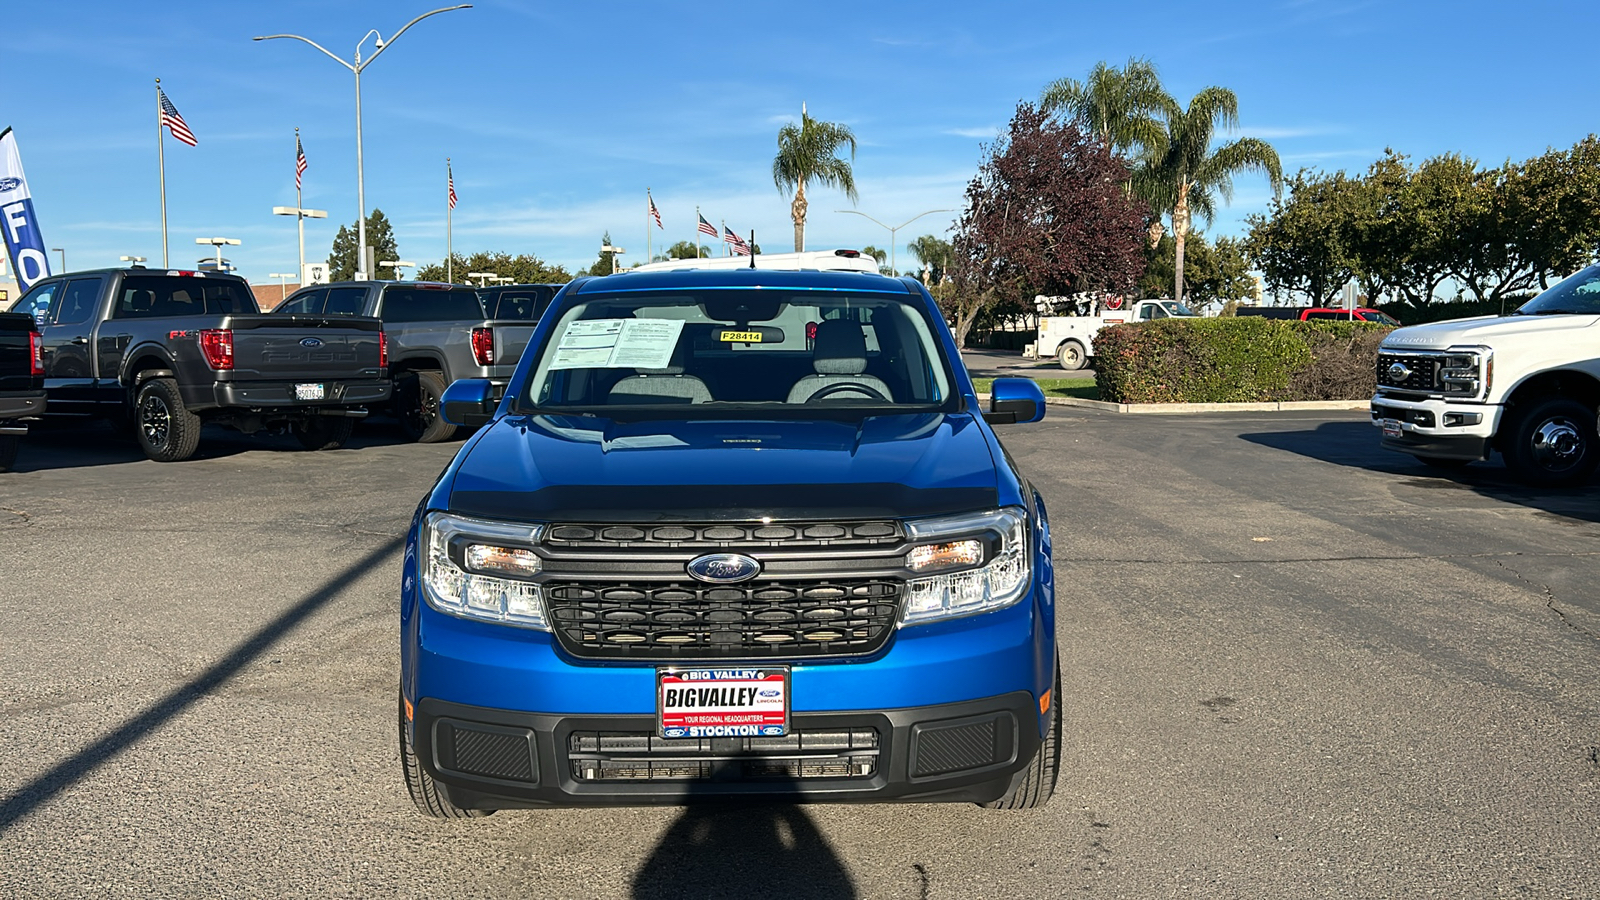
[807,382,890,403]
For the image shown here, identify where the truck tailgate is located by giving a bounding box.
[223,314,384,381]
[488,321,539,372]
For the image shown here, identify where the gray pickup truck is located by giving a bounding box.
[13,267,388,461]
[0,312,46,471]
[273,281,536,442]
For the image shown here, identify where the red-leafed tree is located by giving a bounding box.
[949,103,1149,347]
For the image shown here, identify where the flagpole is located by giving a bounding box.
[646,189,651,265]
[722,220,728,256]
[156,78,168,268]
[695,205,700,259]
[295,127,306,281]
[446,158,452,283]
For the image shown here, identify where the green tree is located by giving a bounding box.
[1244,169,1363,305]
[1136,87,1283,305]
[1140,231,1254,308]
[1040,57,1169,158]
[907,234,954,285]
[414,251,572,285]
[860,245,894,275]
[327,209,400,282]
[773,105,858,252]
[586,232,620,277]
[659,240,711,261]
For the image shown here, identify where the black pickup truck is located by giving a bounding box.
[0,312,46,471]
[12,267,389,461]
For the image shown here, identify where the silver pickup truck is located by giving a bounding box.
[273,281,538,442]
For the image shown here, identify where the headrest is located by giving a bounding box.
[130,291,154,312]
[812,320,867,375]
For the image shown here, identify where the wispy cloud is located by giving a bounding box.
[943,127,999,139]
[1238,125,1341,139]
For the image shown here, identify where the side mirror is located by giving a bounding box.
[440,378,496,427]
[984,377,1046,425]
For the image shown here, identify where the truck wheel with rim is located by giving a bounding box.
[0,434,17,472]
[400,693,492,819]
[295,416,355,451]
[396,370,457,444]
[1502,396,1600,486]
[982,660,1061,810]
[134,377,202,462]
[1056,340,1087,372]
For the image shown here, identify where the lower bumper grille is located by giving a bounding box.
[569,729,881,782]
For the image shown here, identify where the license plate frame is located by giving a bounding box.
[1382,417,1402,439]
[657,667,790,740]
[295,382,326,401]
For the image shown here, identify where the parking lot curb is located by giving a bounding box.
[978,395,1370,414]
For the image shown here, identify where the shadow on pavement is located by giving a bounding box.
[8,418,435,472]
[1243,420,1600,524]
[0,536,406,834]
[632,799,857,900]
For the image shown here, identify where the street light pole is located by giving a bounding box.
[254,5,472,280]
[833,208,952,276]
[196,237,241,271]
[51,248,65,273]
[269,272,296,305]
[465,271,496,287]
[379,260,417,280]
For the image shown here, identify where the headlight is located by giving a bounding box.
[421,512,548,629]
[900,508,1030,625]
[1438,348,1489,397]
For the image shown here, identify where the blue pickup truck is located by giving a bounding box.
[399,266,1057,814]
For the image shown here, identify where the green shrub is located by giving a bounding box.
[1094,318,1393,404]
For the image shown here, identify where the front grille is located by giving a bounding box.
[1376,353,1439,392]
[546,579,901,660]
[569,728,880,781]
[545,520,902,550]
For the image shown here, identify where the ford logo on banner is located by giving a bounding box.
[686,553,762,584]
[0,177,20,193]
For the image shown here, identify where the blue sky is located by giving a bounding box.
[7,0,1599,285]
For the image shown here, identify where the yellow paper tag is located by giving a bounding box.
[720,330,763,343]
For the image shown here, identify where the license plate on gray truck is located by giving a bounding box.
[295,383,326,401]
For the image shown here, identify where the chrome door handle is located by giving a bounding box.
[70,337,90,345]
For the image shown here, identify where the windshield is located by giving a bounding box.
[1514,265,1600,316]
[518,289,954,415]
[1159,300,1197,317]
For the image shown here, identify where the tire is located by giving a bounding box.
[983,660,1061,810]
[295,416,355,451]
[399,693,492,819]
[1057,340,1087,372]
[134,378,202,462]
[0,434,17,472]
[395,370,457,444]
[1502,396,1600,486]
[1416,456,1471,469]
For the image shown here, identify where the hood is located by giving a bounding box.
[448,412,1001,523]
[1381,314,1600,350]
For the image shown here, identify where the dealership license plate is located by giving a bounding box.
[657,667,789,739]
[295,383,326,401]
[1382,417,1402,438]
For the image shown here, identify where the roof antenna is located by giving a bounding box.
[748,230,756,269]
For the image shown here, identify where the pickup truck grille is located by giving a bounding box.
[569,728,880,781]
[545,520,901,550]
[1375,352,1439,392]
[545,579,901,660]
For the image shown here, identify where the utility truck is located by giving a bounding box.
[1029,297,1198,371]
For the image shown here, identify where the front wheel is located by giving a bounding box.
[400,693,492,819]
[395,370,457,444]
[295,416,355,451]
[134,378,202,462]
[982,660,1061,810]
[1057,341,1087,372]
[1502,396,1600,486]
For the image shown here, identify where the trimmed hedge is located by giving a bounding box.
[1094,318,1394,404]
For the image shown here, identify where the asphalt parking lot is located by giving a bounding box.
[3,410,1598,898]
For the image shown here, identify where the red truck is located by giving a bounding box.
[1235,307,1401,325]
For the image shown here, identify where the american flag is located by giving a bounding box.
[697,214,717,237]
[448,165,457,210]
[723,226,750,255]
[295,136,307,191]
[648,194,662,229]
[158,88,197,147]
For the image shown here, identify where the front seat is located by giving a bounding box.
[787,320,894,403]
[608,337,712,404]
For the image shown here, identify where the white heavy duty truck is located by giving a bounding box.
[1372,263,1600,485]
[1031,298,1199,370]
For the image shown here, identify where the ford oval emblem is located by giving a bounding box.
[1386,362,1411,382]
[0,177,20,193]
[686,553,762,584]
[300,337,324,348]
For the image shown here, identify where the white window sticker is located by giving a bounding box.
[549,318,685,370]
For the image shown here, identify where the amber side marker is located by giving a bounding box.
[1039,689,1052,715]
[404,697,414,721]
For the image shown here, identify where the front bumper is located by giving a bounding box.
[411,691,1041,808]
[188,378,392,412]
[1371,393,1500,460]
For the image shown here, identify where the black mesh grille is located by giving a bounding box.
[913,717,1006,777]
[437,721,538,782]
[545,520,902,550]
[546,580,901,660]
[569,729,880,781]
[1376,353,1439,392]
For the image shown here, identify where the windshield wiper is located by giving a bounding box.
[1528,308,1587,315]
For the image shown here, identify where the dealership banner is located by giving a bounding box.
[0,127,51,290]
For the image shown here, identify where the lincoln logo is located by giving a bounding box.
[1387,362,1412,382]
[686,553,762,584]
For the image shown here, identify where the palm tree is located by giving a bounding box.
[773,104,858,252]
[1137,87,1283,305]
[1040,57,1170,158]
